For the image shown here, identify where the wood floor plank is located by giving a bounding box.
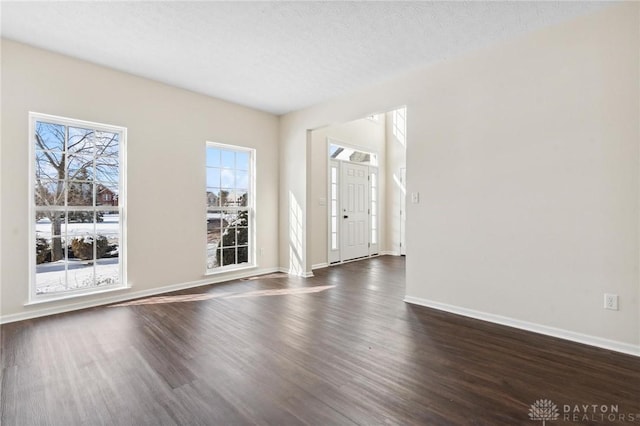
[1,256,639,425]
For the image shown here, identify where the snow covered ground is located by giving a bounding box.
[36,259,120,294]
[35,213,120,294]
[206,243,219,269]
[36,213,120,238]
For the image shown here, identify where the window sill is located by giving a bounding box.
[205,263,257,276]
[25,284,131,306]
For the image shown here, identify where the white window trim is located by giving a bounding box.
[205,141,256,275]
[28,112,128,304]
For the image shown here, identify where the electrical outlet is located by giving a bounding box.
[604,293,618,310]
[411,192,420,204]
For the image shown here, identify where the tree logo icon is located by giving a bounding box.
[529,399,559,425]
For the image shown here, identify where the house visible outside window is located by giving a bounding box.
[206,142,254,272]
[30,113,126,299]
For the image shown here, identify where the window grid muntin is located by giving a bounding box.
[330,165,339,250]
[393,107,407,146]
[32,114,124,298]
[206,143,254,271]
[371,170,378,245]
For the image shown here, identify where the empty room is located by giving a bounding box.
[1,1,639,425]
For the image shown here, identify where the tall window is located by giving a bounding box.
[206,142,254,272]
[393,107,406,146]
[330,164,339,251]
[31,113,125,299]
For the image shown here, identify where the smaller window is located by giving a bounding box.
[206,142,254,272]
[393,107,407,146]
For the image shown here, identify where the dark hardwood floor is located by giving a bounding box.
[1,256,639,425]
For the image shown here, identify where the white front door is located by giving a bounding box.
[341,162,369,261]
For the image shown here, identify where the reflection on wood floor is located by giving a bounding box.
[1,256,639,425]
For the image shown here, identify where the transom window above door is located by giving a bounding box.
[329,144,378,166]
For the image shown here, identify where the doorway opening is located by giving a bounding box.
[328,142,379,263]
[308,107,407,271]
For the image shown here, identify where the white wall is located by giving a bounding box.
[2,4,639,353]
[279,3,640,351]
[309,117,386,267]
[1,40,280,320]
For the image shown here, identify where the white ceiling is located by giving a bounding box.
[1,1,611,115]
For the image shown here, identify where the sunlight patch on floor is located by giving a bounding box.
[110,285,335,307]
[241,272,288,280]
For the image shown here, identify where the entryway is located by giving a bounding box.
[328,145,379,263]
[308,108,407,270]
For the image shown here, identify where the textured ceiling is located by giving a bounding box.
[1,1,611,115]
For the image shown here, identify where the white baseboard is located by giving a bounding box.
[277,267,314,278]
[312,262,329,270]
[0,267,281,324]
[380,250,401,256]
[403,296,640,358]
